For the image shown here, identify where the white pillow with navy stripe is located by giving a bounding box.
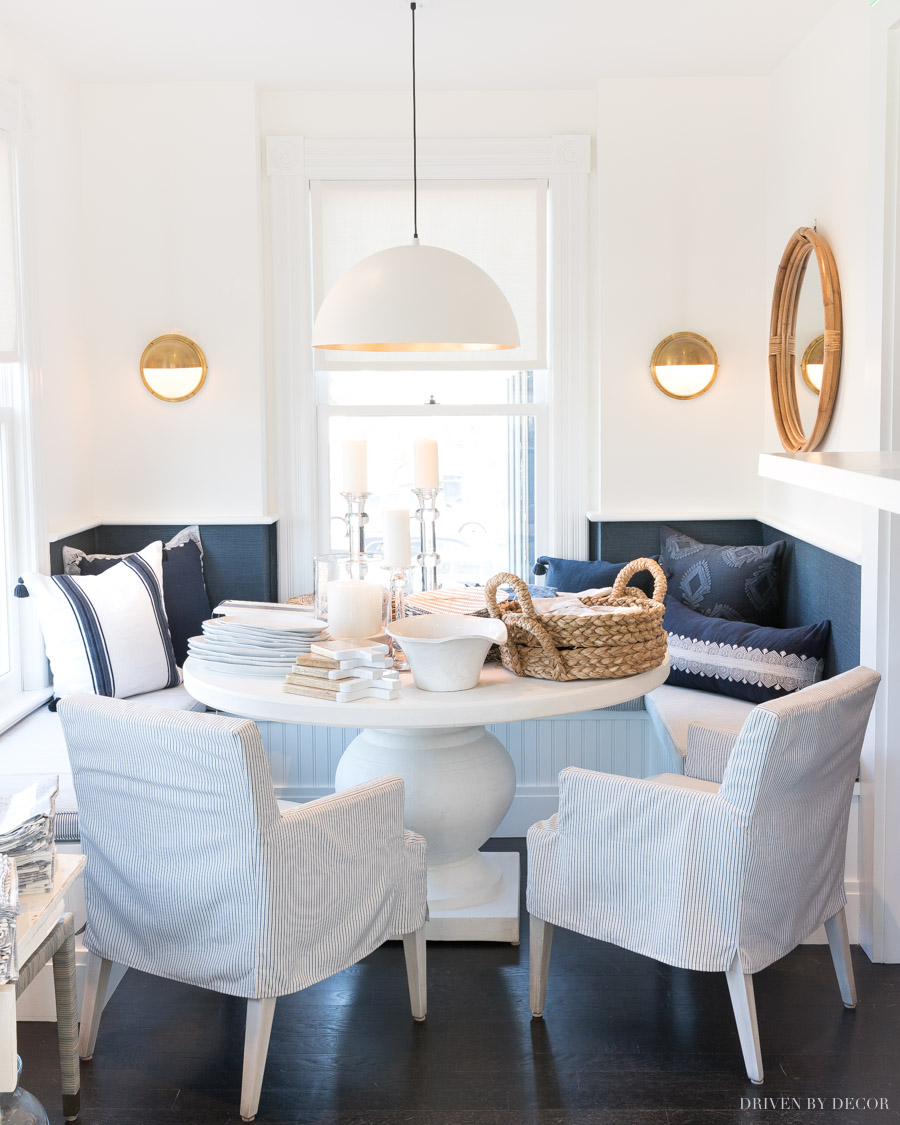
[25,541,179,699]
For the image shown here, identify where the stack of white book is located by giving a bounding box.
[0,775,58,896]
[283,640,400,702]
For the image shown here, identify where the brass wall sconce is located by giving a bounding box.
[650,332,718,400]
[140,334,207,402]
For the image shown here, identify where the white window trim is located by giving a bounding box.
[0,76,51,729]
[266,135,591,599]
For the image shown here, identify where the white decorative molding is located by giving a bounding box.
[266,136,304,176]
[552,134,591,174]
[302,137,588,180]
[266,136,319,598]
[0,77,18,133]
[549,137,591,559]
[266,134,591,586]
[53,515,280,535]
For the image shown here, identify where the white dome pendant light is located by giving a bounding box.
[312,3,520,353]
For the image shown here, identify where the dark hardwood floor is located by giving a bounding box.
[17,840,900,1125]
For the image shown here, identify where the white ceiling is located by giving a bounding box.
[0,0,841,89]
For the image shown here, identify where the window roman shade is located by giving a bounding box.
[311,179,546,369]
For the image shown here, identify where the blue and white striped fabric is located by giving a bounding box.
[57,694,427,999]
[683,723,740,783]
[527,667,880,975]
[25,542,179,699]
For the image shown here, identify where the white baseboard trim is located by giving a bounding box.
[802,883,859,946]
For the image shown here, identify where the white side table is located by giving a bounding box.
[1,853,85,1114]
[184,660,669,943]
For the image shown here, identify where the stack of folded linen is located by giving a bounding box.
[0,853,18,984]
[187,604,328,677]
[0,775,58,896]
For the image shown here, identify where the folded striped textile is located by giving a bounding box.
[0,776,58,895]
[0,853,19,984]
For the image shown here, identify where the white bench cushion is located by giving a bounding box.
[0,684,204,832]
[644,683,754,769]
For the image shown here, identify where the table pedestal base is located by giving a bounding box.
[334,723,519,942]
[425,852,519,942]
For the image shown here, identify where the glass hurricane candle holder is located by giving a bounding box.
[384,566,412,671]
[341,490,371,558]
[314,552,384,631]
[412,487,440,592]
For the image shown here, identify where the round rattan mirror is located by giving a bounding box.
[768,227,841,452]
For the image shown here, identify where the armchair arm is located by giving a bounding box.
[256,776,427,996]
[684,723,740,783]
[528,767,748,972]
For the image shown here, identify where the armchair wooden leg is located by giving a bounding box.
[824,907,857,1008]
[51,915,80,1120]
[78,953,113,1062]
[241,997,276,1122]
[529,915,554,1018]
[402,928,427,1022]
[725,954,763,1085]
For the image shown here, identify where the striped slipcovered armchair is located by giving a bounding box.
[58,694,428,1122]
[526,666,880,1084]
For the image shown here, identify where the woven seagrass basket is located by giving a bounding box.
[484,558,668,682]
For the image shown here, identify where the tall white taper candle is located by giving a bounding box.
[382,509,412,569]
[413,439,439,489]
[342,440,367,493]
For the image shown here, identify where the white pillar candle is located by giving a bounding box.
[382,509,412,570]
[342,440,367,494]
[326,579,383,639]
[414,439,439,490]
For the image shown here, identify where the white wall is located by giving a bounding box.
[595,77,768,521]
[78,81,268,525]
[262,85,771,527]
[761,0,900,557]
[0,23,91,540]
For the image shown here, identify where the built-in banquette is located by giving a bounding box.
[1,513,863,1018]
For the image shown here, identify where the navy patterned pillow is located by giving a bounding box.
[659,525,785,626]
[664,596,829,704]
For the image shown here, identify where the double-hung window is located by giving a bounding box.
[0,79,46,721]
[312,178,547,584]
[265,135,590,598]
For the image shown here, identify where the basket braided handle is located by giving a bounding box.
[484,572,536,618]
[484,572,566,680]
[611,557,667,602]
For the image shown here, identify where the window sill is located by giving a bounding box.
[0,688,53,737]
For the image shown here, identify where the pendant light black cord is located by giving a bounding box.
[411,2,418,241]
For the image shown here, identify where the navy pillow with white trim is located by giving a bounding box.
[664,595,830,704]
[25,541,180,700]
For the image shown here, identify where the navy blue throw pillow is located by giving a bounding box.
[73,538,211,666]
[664,595,830,704]
[533,556,659,598]
[659,525,785,626]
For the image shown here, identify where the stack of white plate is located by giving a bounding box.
[187,607,328,677]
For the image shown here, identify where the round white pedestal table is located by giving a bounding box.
[183,659,669,942]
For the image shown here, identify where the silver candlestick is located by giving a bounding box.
[412,487,440,592]
[384,566,412,671]
[341,491,371,559]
